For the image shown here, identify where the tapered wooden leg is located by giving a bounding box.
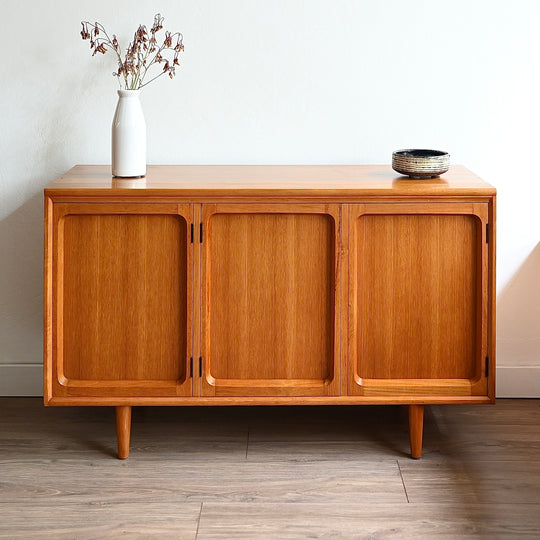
[116,406,132,459]
[408,404,424,459]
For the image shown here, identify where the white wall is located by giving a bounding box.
[1,0,539,396]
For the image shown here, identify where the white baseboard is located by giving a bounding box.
[0,364,43,396]
[496,366,540,398]
[1,364,539,398]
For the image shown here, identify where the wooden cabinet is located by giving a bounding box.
[44,165,496,460]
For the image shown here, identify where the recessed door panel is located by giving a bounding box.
[347,203,489,397]
[52,204,193,398]
[201,204,341,397]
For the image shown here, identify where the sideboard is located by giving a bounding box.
[44,165,496,459]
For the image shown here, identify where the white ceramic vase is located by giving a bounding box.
[111,89,146,178]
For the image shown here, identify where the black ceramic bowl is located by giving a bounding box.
[392,149,450,179]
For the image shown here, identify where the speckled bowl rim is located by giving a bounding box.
[392,149,449,158]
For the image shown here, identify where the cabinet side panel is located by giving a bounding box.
[62,214,187,381]
[356,214,477,380]
[209,213,334,381]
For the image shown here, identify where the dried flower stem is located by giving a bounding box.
[81,14,184,90]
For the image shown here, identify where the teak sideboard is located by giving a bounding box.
[44,165,496,459]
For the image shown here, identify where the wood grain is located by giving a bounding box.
[201,204,340,397]
[1,399,540,539]
[409,404,424,459]
[195,502,540,539]
[43,195,54,403]
[0,501,202,540]
[209,213,333,379]
[45,164,497,198]
[45,395,493,406]
[49,204,194,399]
[116,405,131,459]
[61,213,185,381]
[348,204,489,397]
[398,459,540,504]
[356,213,477,379]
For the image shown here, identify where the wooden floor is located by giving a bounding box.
[1,398,539,539]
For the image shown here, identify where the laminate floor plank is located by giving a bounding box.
[247,420,408,443]
[246,440,409,462]
[0,430,249,462]
[0,501,202,540]
[428,401,540,426]
[1,398,540,538]
[0,458,405,504]
[421,416,540,462]
[424,437,540,463]
[399,459,540,504]
[241,404,406,426]
[196,502,540,539]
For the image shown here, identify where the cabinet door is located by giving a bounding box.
[346,203,490,398]
[200,204,341,397]
[48,203,193,399]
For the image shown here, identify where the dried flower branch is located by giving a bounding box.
[80,14,184,89]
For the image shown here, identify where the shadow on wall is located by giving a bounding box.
[0,193,44,366]
[497,242,540,368]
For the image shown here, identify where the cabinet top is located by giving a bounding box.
[45,165,496,198]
